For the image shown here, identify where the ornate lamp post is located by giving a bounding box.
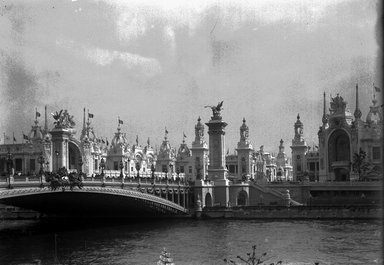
[38,154,45,185]
[151,164,155,180]
[176,167,180,183]
[119,160,124,179]
[6,151,13,189]
[45,161,50,172]
[169,163,173,182]
[100,158,105,176]
[38,155,45,175]
[164,167,168,184]
[127,158,131,180]
[78,157,83,181]
[135,162,141,178]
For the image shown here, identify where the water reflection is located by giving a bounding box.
[0,219,381,265]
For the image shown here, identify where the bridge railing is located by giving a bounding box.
[99,170,186,180]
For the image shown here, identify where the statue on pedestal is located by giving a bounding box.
[205,101,223,120]
[52,109,76,129]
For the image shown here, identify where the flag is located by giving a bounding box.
[106,139,109,146]
[36,111,41,118]
[118,119,123,125]
[13,135,16,142]
[183,132,187,138]
[101,138,105,144]
[23,133,29,140]
[165,127,168,134]
[374,85,381,92]
[88,113,94,118]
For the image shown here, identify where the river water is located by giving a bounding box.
[0,218,381,265]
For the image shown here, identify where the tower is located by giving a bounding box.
[156,128,176,174]
[190,117,208,181]
[236,118,253,180]
[290,114,308,181]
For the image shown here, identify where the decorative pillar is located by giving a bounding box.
[205,101,229,207]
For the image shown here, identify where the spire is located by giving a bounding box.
[44,105,48,134]
[294,113,304,143]
[182,132,186,144]
[354,83,362,119]
[83,107,86,130]
[279,139,285,153]
[322,92,328,124]
[164,127,168,140]
[239,117,249,143]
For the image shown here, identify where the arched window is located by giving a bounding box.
[328,129,350,172]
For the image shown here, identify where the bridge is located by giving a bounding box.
[0,176,192,218]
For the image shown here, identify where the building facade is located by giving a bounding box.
[1,106,293,184]
[291,85,382,182]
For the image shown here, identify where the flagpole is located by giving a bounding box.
[87,109,89,124]
[3,132,5,144]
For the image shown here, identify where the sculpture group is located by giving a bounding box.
[51,109,76,128]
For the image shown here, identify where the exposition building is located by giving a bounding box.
[291,85,382,182]
[0,107,291,183]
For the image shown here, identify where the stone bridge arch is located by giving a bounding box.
[0,187,188,217]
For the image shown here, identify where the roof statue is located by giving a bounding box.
[329,94,346,114]
[51,109,76,129]
[205,100,223,120]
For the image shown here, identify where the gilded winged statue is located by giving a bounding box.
[204,101,223,117]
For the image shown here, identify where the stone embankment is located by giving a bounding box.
[200,205,382,219]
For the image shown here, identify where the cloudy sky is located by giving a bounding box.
[0,0,381,154]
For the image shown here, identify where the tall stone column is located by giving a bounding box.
[205,101,229,207]
[206,118,228,180]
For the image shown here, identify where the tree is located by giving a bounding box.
[352,148,370,181]
[224,245,282,265]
